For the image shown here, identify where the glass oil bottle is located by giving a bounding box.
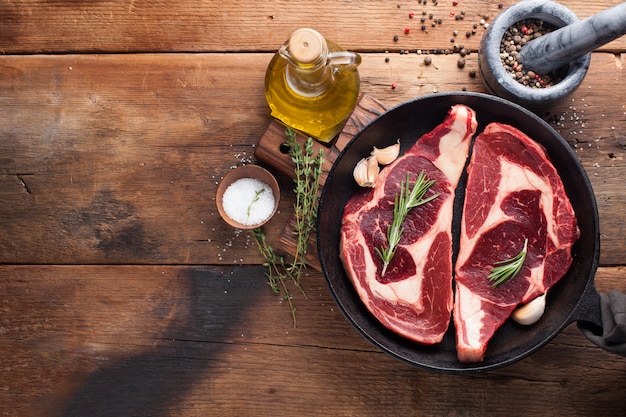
[264,28,361,144]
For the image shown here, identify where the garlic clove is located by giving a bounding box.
[512,293,547,326]
[370,141,401,165]
[353,156,379,187]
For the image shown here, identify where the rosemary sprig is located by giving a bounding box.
[375,171,439,276]
[253,128,324,327]
[488,238,528,287]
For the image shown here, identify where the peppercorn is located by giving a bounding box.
[457,58,466,68]
[499,18,567,88]
[393,35,399,42]
[468,69,476,78]
[424,56,432,65]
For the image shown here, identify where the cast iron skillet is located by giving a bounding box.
[317,92,602,373]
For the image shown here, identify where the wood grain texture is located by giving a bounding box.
[1,1,626,415]
[1,0,625,54]
[0,265,624,417]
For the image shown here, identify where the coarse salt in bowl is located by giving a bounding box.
[216,165,280,229]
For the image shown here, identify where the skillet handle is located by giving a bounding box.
[571,281,603,329]
[576,287,626,357]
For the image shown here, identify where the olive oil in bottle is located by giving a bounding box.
[264,28,361,144]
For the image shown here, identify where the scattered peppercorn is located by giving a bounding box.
[409,12,415,18]
[385,57,390,63]
[424,56,432,65]
[391,83,397,89]
[405,27,411,34]
[457,58,466,68]
[393,34,399,42]
[468,69,477,78]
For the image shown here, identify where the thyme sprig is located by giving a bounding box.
[375,171,439,276]
[253,128,324,327]
[246,188,266,224]
[488,238,528,287]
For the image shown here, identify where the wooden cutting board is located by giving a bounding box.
[254,94,389,271]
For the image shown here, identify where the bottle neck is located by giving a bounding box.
[283,55,332,97]
[278,29,332,98]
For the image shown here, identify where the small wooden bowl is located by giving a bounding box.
[215,164,280,229]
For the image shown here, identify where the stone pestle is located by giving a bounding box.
[518,2,626,75]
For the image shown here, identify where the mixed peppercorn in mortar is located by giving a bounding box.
[500,19,568,88]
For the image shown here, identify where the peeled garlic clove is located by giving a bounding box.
[370,141,400,165]
[512,293,547,326]
[353,156,379,187]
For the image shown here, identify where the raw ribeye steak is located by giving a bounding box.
[340,104,478,344]
[454,122,579,362]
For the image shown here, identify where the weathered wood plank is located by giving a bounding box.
[0,52,624,265]
[0,265,624,417]
[0,1,625,54]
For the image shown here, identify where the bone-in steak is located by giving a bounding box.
[454,122,579,362]
[340,104,477,344]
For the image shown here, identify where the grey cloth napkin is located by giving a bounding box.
[580,290,626,356]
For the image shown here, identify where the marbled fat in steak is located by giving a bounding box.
[454,122,579,362]
[340,105,477,344]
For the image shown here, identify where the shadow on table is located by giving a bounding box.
[59,265,261,417]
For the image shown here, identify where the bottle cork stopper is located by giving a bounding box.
[288,28,324,64]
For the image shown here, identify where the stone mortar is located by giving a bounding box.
[478,0,591,110]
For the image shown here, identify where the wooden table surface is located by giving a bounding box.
[1,1,625,416]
